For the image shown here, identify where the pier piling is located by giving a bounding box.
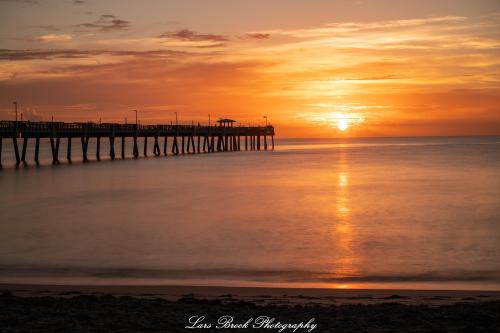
[49,136,56,164]
[109,136,115,160]
[34,137,40,165]
[55,138,60,164]
[190,135,196,153]
[67,137,72,162]
[81,137,88,162]
[13,137,20,166]
[153,135,160,156]
[48,137,61,165]
[172,136,179,155]
[121,136,125,159]
[96,137,101,161]
[133,136,139,158]
[21,137,28,165]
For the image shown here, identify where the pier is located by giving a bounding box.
[0,119,275,167]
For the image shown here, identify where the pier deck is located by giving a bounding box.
[0,120,275,167]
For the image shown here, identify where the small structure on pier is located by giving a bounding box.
[216,118,236,127]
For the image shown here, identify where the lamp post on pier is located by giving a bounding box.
[13,101,18,122]
[264,115,268,127]
[174,112,178,126]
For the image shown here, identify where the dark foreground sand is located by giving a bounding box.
[2,284,500,332]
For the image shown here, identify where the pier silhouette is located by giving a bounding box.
[0,119,275,167]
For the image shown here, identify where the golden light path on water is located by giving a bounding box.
[329,149,359,289]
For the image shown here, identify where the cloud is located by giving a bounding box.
[0,0,38,4]
[1,13,500,136]
[73,0,86,4]
[63,103,95,111]
[32,25,61,32]
[0,49,188,61]
[261,15,469,39]
[2,107,44,121]
[190,43,226,49]
[159,29,228,42]
[246,33,271,40]
[34,34,73,42]
[20,107,43,121]
[0,53,274,124]
[77,14,131,32]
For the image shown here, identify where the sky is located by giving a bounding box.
[0,0,499,137]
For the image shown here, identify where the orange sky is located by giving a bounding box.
[1,0,499,137]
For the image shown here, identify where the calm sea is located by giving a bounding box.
[1,136,499,290]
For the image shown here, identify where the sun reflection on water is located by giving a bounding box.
[330,149,360,283]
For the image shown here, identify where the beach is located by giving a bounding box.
[2,284,500,332]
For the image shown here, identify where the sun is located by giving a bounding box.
[337,119,349,131]
[305,110,363,132]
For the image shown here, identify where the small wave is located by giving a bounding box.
[2,265,500,283]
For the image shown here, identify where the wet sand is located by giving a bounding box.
[2,284,500,332]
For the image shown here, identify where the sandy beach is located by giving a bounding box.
[2,284,500,332]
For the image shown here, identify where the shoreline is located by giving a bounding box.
[3,283,500,306]
[2,285,500,332]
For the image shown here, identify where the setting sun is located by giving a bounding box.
[337,119,349,131]
[305,111,364,133]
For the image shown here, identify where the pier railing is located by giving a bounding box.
[0,120,275,167]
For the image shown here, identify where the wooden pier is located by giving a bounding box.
[0,119,275,167]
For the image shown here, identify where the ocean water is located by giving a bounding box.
[1,136,500,290]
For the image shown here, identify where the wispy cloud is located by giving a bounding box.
[32,25,61,32]
[76,14,131,32]
[159,29,228,42]
[0,0,38,4]
[158,29,229,48]
[63,103,95,111]
[256,16,468,39]
[20,107,43,121]
[34,34,73,42]
[246,33,271,40]
[0,49,187,61]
